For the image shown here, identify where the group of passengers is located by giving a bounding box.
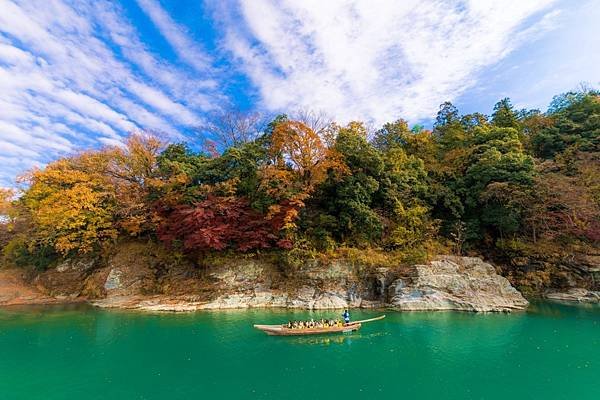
[286,318,343,329]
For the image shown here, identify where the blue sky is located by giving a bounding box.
[0,0,599,187]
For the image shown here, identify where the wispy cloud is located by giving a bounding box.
[0,0,224,187]
[136,0,214,74]
[0,0,570,188]
[212,0,559,125]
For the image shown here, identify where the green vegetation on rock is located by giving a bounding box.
[1,89,599,293]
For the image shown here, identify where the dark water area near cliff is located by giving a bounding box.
[1,302,598,399]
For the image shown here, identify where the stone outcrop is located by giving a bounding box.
[0,242,529,312]
[0,269,74,306]
[34,258,97,299]
[87,250,528,312]
[545,288,600,303]
[388,257,529,312]
[501,248,600,295]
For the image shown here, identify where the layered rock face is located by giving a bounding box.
[545,288,600,303]
[388,257,529,312]
[85,246,528,312]
[0,242,529,312]
[0,269,60,306]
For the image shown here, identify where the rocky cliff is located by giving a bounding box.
[0,242,530,312]
[388,257,529,311]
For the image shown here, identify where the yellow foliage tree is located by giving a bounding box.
[105,134,165,235]
[0,188,14,217]
[22,152,118,255]
[0,188,16,249]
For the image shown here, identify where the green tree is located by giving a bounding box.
[532,91,600,158]
[305,122,384,246]
[463,126,535,239]
[491,98,519,129]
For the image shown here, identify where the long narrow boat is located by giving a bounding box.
[254,315,385,336]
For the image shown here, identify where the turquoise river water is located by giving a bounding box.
[0,302,598,399]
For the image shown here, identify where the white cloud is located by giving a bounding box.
[0,0,224,187]
[213,0,559,125]
[136,0,213,74]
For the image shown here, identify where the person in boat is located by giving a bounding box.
[342,309,350,324]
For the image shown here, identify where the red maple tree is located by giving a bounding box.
[157,195,293,252]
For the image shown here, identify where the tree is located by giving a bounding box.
[463,126,535,239]
[378,146,435,249]
[291,109,333,135]
[259,120,347,234]
[434,102,472,151]
[306,122,384,245]
[198,108,266,151]
[532,91,600,158]
[22,153,118,255]
[525,156,600,242]
[0,188,14,219]
[106,134,165,235]
[157,195,291,252]
[461,113,489,130]
[0,189,15,250]
[435,101,460,128]
[263,120,346,200]
[372,119,412,151]
[491,98,519,129]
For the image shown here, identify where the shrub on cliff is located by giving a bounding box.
[0,88,598,283]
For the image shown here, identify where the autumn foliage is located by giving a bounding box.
[157,196,291,252]
[1,89,598,278]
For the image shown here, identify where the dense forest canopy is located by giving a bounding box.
[1,89,599,275]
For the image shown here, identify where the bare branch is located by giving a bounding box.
[290,109,333,135]
[196,108,268,152]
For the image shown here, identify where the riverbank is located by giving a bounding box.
[3,240,599,312]
[1,250,529,312]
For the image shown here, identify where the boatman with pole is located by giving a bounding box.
[342,309,350,324]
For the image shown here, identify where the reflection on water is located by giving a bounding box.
[0,302,599,400]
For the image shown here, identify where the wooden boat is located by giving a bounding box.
[254,323,362,336]
[254,315,385,336]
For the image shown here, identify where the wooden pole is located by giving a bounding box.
[347,315,386,325]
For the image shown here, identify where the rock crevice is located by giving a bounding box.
[0,243,531,312]
[88,254,529,312]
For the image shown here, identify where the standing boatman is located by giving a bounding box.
[342,309,350,324]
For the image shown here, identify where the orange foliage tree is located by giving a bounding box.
[260,120,347,232]
[105,134,166,235]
